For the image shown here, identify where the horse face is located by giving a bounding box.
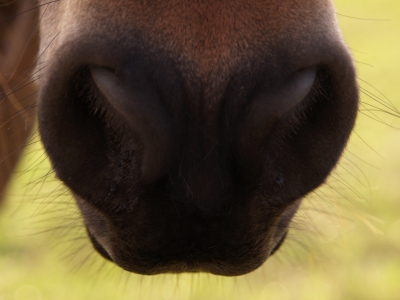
[2,0,358,276]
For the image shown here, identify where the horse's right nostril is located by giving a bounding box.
[91,66,174,183]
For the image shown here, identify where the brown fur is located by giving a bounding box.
[0,0,38,202]
[1,0,358,276]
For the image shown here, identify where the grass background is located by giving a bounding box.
[1,0,400,299]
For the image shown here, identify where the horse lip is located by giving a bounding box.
[74,194,117,262]
[87,228,114,262]
[270,231,288,256]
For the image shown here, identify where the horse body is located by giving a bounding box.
[1,0,358,276]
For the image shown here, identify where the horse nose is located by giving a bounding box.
[91,62,317,183]
[91,66,174,183]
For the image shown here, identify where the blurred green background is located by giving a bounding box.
[1,0,400,299]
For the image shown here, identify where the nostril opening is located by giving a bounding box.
[286,67,317,111]
[236,67,317,167]
[152,172,172,190]
[90,65,174,184]
[255,67,317,118]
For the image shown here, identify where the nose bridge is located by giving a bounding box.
[175,90,233,211]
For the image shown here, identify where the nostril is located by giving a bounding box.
[249,67,316,122]
[91,66,174,183]
[90,67,127,114]
[152,172,172,190]
[281,67,317,113]
[237,67,317,166]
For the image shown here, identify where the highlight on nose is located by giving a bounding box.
[91,66,174,183]
[254,67,316,118]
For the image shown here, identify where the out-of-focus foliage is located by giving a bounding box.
[1,0,400,299]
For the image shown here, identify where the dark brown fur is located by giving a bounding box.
[0,0,38,202]
[1,0,358,276]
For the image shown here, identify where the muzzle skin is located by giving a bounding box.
[35,0,359,275]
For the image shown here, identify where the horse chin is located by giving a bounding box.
[73,190,300,275]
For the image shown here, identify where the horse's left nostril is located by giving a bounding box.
[259,67,317,117]
[91,66,174,183]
